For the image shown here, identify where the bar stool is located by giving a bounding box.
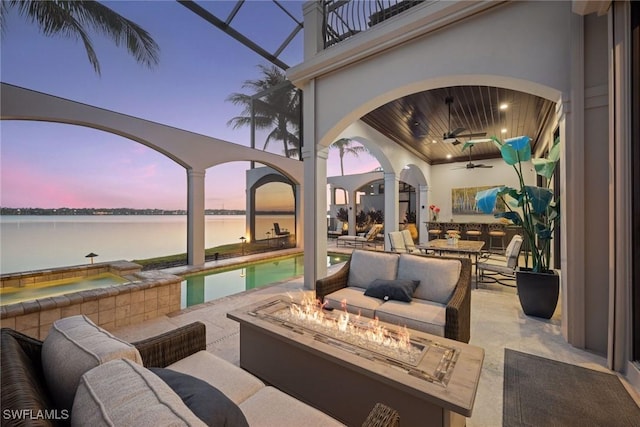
[465,223,483,241]
[427,222,442,239]
[445,222,461,235]
[488,223,507,253]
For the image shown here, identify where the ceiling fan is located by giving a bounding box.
[442,96,487,145]
[453,144,493,169]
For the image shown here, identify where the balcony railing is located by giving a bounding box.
[323,0,424,48]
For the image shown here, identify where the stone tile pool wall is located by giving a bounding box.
[0,261,182,339]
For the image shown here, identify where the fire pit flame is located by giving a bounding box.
[285,294,413,354]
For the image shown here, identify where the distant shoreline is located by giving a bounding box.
[0,208,295,216]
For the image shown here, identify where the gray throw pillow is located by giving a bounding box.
[150,368,249,427]
[364,279,420,302]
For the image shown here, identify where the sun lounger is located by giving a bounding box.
[337,224,383,248]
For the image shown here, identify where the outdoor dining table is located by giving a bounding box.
[417,239,485,285]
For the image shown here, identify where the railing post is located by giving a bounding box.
[303,1,325,58]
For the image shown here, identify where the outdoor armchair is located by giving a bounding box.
[477,234,523,286]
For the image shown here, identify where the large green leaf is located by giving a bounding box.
[497,211,523,226]
[500,136,531,165]
[489,136,503,150]
[524,186,553,214]
[475,187,502,214]
[532,158,557,180]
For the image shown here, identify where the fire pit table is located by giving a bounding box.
[227,295,484,427]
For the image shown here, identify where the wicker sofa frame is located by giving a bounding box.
[1,322,398,427]
[316,253,472,343]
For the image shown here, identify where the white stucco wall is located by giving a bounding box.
[303,1,570,147]
[429,158,535,224]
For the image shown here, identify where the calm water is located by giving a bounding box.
[182,253,350,308]
[0,273,127,305]
[0,215,294,274]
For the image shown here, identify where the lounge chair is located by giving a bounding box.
[337,223,383,248]
[327,220,343,239]
[273,222,290,236]
[477,234,523,286]
[388,230,420,253]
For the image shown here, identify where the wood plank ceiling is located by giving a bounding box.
[360,86,556,165]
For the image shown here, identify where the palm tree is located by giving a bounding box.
[1,0,159,76]
[227,64,301,158]
[331,138,369,175]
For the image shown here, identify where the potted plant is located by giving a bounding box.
[336,208,349,234]
[468,135,560,318]
[403,210,418,240]
[429,205,440,221]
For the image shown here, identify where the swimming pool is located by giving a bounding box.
[181,253,350,308]
[0,272,128,306]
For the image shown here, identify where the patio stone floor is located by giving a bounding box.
[112,245,640,426]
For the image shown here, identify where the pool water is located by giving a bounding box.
[0,273,128,305]
[181,253,350,308]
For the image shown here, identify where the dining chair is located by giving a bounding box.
[477,234,523,286]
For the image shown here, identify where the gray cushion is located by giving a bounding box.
[166,351,265,404]
[347,250,399,289]
[72,359,205,426]
[324,287,383,319]
[374,299,446,336]
[150,367,249,427]
[41,315,142,412]
[364,279,419,302]
[397,254,461,304]
[239,386,344,427]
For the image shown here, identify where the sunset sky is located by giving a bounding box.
[0,0,379,211]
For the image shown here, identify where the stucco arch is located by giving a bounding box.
[1,83,305,265]
[1,83,303,183]
[246,167,296,242]
[295,1,570,147]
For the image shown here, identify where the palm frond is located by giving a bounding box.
[4,0,159,75]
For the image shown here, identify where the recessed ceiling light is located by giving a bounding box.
[446,154,452,159]
[432,139,437,144]
[501,128,507,134]
[500,103,508,110]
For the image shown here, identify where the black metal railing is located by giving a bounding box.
[323,0,425,48]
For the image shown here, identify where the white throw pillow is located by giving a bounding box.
[41,315,143,412]
[347,250,399,289]
[72,359,205,426]
[397,254,462,304]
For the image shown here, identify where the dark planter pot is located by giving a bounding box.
[516,268,559,319]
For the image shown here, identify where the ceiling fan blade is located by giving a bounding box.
[450,127,466,137]
[476,164,494,168]
[458,131,487,138]
[451,139,462,146]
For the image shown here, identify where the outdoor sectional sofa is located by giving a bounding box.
[316,250,471,343]
[0,315,398,427]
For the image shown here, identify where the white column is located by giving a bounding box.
[417,185,429,245]
[561,11,586,347]
[348,191,357,235]
[383,172,400,251]
[187,169,206,266]
[302,79,328,291]
[245,178,253,242]
[295,183,304,248]
[608,1,632,373]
